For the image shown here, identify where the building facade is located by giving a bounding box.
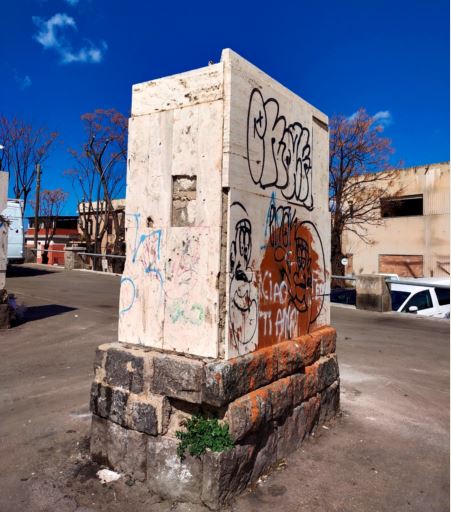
[26,216,80,265]
[77,199,126,272]
[342,162,449,278]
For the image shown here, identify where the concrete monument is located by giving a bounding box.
[90,49,339,508]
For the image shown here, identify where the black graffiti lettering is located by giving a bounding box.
[246,88,313,210]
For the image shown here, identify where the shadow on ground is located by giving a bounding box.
[18,304,77,323]
[7,265,58,278]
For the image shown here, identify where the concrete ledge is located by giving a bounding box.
[356,274,392,312]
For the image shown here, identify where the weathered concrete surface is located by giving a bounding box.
[119,50,331,360]
[0,266,448,511]
[356,274,392,312]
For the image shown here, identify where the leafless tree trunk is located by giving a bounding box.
[66,109,127,271]
[31,188,68,264]
[329,108,402,277]
[0,116,58,212]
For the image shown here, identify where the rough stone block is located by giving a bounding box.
[268,377,293,419]
[203,341,299,407]
[319,379,340,423]
[299,395,321,435]
[90,415,109,466]
[225,376,293,442]
[291,372,318,406]
[90,383,128,427]
[276,405,308,459]
[202,330,336,408]
[105,346,144,393]
[296,332,322,368]
[90,382,112,419]
[90,415,148,482]
[128,400,158,435]
[109,387,129,426]
[107,421,148,482]
[152,353,204,403]
[147,436,203,503]
[93,345,108,382]
[225,387,272,442]
[314,354,339,391]
[249,424,278,482]
[201,444,255,509]
[275,341,304,379]
[316,326,337,356]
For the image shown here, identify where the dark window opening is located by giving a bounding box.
[391,290,410,311]
[402,290,432,312]
[381,195,423,218]
[435,287,450,306]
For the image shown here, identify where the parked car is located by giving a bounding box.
[1,199,24,264]
[390,279,450,318]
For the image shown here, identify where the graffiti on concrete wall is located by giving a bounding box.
[228,202,258,353]
[165,234,205,326]
[258,193,325,348]
[228,87,325,354]
[120,217,206,329]
[246,88,313,210]
[120,213,164,315]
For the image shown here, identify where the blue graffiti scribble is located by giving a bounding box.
[120,276,136,314]
[120,213,165,314]
[261,191,278,250]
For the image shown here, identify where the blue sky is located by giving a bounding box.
[0,0,449,215]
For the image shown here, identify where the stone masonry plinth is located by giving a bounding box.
[90,326,339,508]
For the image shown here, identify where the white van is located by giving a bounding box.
[1,199,24,264]
[390,279,450,319]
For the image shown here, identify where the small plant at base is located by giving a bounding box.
[175,415,234,460]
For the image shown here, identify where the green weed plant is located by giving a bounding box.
[175,415,234,460]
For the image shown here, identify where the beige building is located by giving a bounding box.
[342,162,449,278]
[77,199,126,272]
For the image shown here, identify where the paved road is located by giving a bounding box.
[0,265,448,512]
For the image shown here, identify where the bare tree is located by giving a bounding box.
[65,109,127,271]
[31,188,68,264]
[0,116,58,211]
[329,108,400,276]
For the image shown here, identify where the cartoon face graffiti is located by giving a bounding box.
[228,203,258,352]
[258,195,326,348]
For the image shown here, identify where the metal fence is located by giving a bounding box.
[332,275,450,289]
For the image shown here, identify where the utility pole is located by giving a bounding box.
[33,163,41,251]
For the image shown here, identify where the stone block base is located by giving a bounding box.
[89,326,340,509]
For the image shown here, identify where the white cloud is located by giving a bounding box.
[32,13,76,49]
[372,110,393,128]
[62,40,108,63]
[16,74,32,90]
[32,12,106,64]
[347,109,393,129]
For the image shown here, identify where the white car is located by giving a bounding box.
[390,279,450,319]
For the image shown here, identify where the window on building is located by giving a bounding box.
[402,290,433,312]
[379,254,423,278]
[380,195,423,218]
[435,288,450,306]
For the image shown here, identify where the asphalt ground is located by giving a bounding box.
[0,264,448,512]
